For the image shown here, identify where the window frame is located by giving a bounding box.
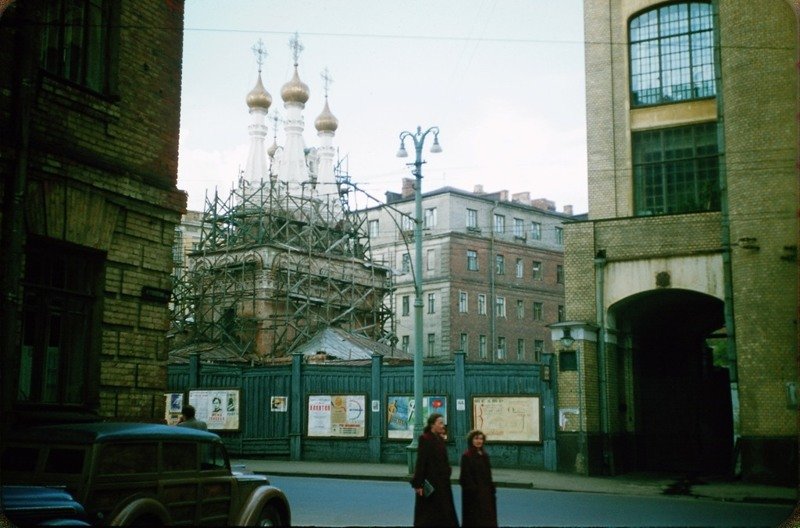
[458,291,468,313]
[466,250,479,271]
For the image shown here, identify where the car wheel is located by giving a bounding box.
[256,504,283,527]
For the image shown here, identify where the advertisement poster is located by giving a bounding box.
[472,396,540,442]
[189,389,240,431]
[387,395,447,439]
[164,393,183,425]
[307,395,366,438]
[271,396,288,412]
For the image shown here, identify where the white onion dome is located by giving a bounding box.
[314,99,338,132]
[281,66,310,104]
[246,74,272,110]
[267,138,278,158]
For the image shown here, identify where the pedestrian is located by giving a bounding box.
[177,404,207,430]
[459,429,497,527]
[410,413,459,527]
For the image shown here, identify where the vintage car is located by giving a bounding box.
[1,485,91,526]
[0,422,291,526]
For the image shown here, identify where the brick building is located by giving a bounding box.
[555,0,797,485]
[0,1,186,426]
[368,181,573,362]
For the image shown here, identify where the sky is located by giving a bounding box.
[177,0,588,214]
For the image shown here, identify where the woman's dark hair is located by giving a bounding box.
[423,412,444,433]
[467,429,486,445]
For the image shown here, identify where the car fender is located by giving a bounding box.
[232,485,290,526]
[107,497,171,526]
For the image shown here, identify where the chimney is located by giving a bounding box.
[532,198,556,212]
[401,178,415,199]
[498,190,509,202]
[473,184,484,195]
[512,192,531,204]
[563,205,573,216]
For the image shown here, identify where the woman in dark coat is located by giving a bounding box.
[459,429,497,527]
[410,413,459,527]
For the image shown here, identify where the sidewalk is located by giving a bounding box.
[232,458,798,506]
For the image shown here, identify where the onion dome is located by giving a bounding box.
[281,66,310,104]
[314,99,338,133]
[246,74,272,110]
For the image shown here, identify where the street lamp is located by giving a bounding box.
[396,125,441,473]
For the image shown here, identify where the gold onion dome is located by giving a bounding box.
[246,74,272,110]
[314,99,338,132]
[281,66,310,104]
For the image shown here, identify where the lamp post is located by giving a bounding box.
[396,125,441,473]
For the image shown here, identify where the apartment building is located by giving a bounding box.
[368,180,573,363]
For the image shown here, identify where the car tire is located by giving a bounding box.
[256,504,283,527]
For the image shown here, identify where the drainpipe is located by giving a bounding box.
[594,251,612,474]
[489,202,498,362]
[711,0,740,462]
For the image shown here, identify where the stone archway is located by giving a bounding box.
[611,288,732,475]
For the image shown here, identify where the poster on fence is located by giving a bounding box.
[472,396,540,442]
[386,395,447,439]
[164,393,183,425]
[189,389,240,431]
[307,395,366,438]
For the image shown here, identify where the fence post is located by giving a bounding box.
[290,353,303,461]
[454,351,467,456]
[189,352,200,389]
[369,353,383,462]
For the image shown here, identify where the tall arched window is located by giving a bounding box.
[630,2,716,106]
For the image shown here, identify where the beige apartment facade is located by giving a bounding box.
[556,0,798,485]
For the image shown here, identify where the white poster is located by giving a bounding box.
[189,389,240,430]
[307,395,367,437]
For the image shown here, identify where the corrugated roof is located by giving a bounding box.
[294,327,412,362]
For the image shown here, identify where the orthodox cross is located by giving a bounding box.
[321,68,333,99]
[288,32,304,66]
[251,39,267,74]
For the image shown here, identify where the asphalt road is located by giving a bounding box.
[269,475,795,527]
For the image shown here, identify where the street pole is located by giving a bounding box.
[396,126,441,473]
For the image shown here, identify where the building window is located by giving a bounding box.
[424,207,437,229]
[532,261,543,281]
[478,294,487,315]
[459,291,468,313]
[460,333,469,354]
[517,339,525,360]
[531,221,542,240]
[533,302,543,321]
[426,248,436,271]
[401,214,414,232]
[479,335,487,359]
[555,227,564,245]
[466,208,478,229]
[629,2,716,107]
[401,253,411,273]
[633,122,720,216]
[495,254,505,275]
[494,214,505,234]
[557,305,566,322]
[466,250,479,271]
[556,264,564,284]
[427,333,436,357]
[516,300,525,319]
[401,335,409,352]
[368,219,379,238]
[401,295,410,316]
[39,0,117,94]
[497,337,506,360]
[534,339,544,363]
[515,258,523,278]
[19,237,102,404]
[496,296,506,318]
[513,218,525,238]
[427,292,436,314]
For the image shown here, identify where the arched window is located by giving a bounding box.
[630,2,716,106]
